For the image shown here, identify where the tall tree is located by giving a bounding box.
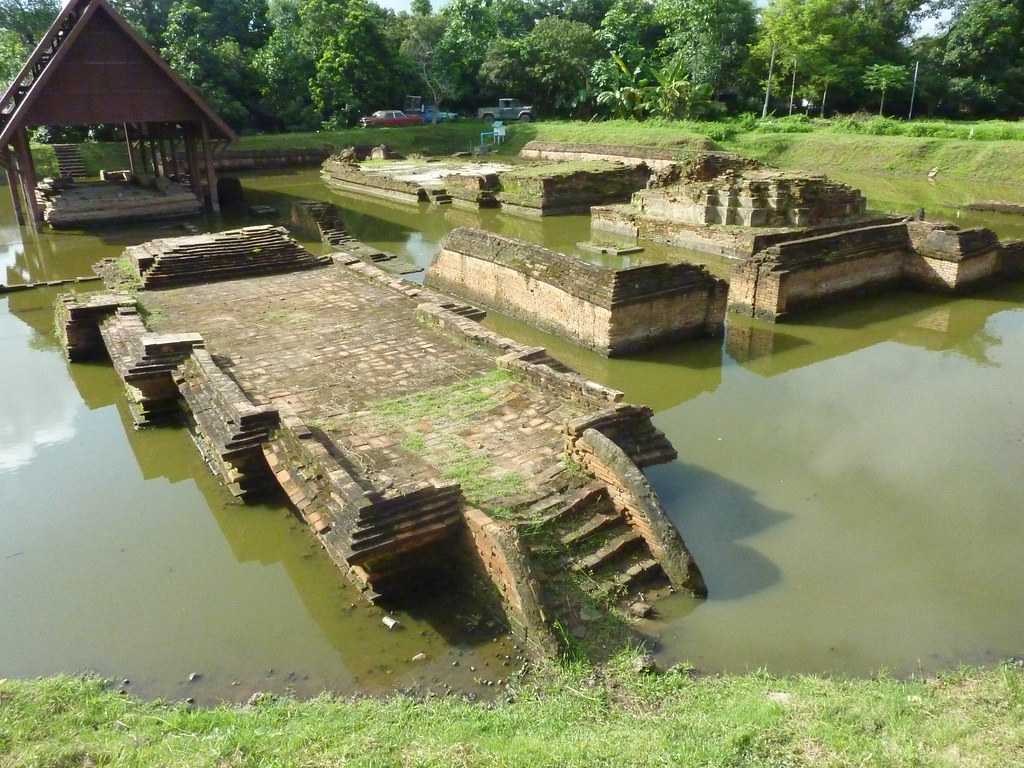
[0,0,58,47]
[0,27,26,89]
[655,0,756,93]
[863,62,908,114]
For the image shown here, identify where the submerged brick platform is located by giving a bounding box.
[427,227,727,355]
[57,234,705,656]
[728,219,1024,321]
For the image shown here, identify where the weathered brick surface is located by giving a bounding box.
[427,228,726,355]
[728,220,1022,321]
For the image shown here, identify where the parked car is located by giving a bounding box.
[359,110,425,128]
[421,105,459,123]
[477,98,534,122]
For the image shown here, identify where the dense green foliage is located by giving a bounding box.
[2,662,1023,766]
[2,0,1024,130]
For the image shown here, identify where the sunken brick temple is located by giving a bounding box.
[57,225,706,656]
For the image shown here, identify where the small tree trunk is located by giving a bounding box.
[821,82,829,117]
[879,88,885,116]
[789,66,796,115]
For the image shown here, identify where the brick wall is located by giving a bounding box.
[462,508,559,657]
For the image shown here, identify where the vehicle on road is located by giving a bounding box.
[477,99,534,122]
[359,110,425,128]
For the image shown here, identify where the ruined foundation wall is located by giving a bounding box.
[462,508,559,657]
[569,429,705,597]
[427,228,726,355]
[518,140,714,171]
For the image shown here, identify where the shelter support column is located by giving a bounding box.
[12,128,41,224]
[184,128,201,201]
[2,152,26,226]
[201,119,219,213]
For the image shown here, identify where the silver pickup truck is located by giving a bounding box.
[477,99,534,122]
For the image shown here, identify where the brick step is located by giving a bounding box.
[570,529,644,573]
[561,511,622,547]
[611,558,665,592]
[534,481,608,528]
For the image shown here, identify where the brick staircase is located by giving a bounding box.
[528,482,670,604]
[52,144,87,178]
[429,188,453,205]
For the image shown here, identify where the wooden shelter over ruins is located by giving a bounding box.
[0,0,236,225]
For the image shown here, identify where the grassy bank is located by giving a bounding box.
[724,132,1024,184]
[2,658,1022,767]
[30,117,1024,184]
[29,120,713,177]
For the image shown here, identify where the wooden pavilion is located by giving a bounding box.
[0,0,236,226]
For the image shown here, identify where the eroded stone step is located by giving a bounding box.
[611,558,664,591]
[561,512,622,547]
[571,529,643,573]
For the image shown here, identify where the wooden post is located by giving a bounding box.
[123,123,136,175]
[2,152,26,226]
[137,134,149,175]
[151,136,163,177]
[13,128,42,224]
[201,119,219,212]
[184,128,201,201]
[168,133,179,179]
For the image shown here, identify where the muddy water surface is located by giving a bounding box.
[3,168,1023,699]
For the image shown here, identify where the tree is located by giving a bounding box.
[941,0,1024,116]
[0,0,58,46]
[410,0,431,15]
[401,14,457,117]
[436,0,497,104]
[300,0,403,124]
[0,27,26,89]
[863,63,908,114]
[114,0,176,46]
[254,0,318,130]
[654,0,756,94]
[161,0,270,129]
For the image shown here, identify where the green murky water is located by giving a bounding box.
[3,168,1023,700]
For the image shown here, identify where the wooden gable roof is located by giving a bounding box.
[0,0,236,148]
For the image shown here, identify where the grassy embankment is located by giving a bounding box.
[30,116,1024,184]
[2,659,1022,767]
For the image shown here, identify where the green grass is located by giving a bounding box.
[369,371,527,511]
[371,369,512,424]
[32,115,1024,186]
[724,131,1024,183]
[2,660,1023,767]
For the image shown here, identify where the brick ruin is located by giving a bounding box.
[427,227,727,356]
[56,225,707,657]
[518,139,716,172]
[320,153,651,217]
[728,219,1024,321]
[591,152,882,259]
[38,176,202,228]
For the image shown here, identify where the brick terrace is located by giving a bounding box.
[142,263,588,508]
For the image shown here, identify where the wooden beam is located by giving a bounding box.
[201,119,219,212]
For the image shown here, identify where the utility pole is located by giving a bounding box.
[908,60,920,120]
[762,44,776,119]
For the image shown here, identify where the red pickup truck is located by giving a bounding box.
[359,110,425,128]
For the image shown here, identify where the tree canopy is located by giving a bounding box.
[0,0,1017,129]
